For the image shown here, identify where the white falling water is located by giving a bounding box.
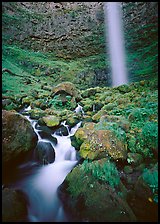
[104,2,128,87]
[74,104,84,115]
[11,106,82,222]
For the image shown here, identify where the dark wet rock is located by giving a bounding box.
[54,125,69,136]
[38,131,57,144]
[34,141,55,165]
[2,188,28,222]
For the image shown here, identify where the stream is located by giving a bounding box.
[9,106,82,222]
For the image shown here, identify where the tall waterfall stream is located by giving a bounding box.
[9,105,82,222]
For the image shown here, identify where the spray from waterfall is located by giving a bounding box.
[104,2,128,87]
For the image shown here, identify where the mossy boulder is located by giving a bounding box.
[64,161,137,222]
[29,108,46,119]
[96,115,130,132]
[92,109,107,122]
[41,115,60,128]
[80,129,127,160]
[2,110,38,164]
[102,102,117,111]
[74,123,127,160]
[116,84,131,93]
[66,114,81,127]
[22,96,35,105]
[80,98,94,112]
[127,152,143,166]
[81,87,98,98]
[51,82,81,101]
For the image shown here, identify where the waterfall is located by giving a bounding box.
[10,106,82,222]
[104,2,128,87]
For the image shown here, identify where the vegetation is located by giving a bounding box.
[81,159,120,188]
[142,163,158,203]
[2,2,158,222]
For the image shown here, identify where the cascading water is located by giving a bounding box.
[104,2,128,87]
[9,105,82,222]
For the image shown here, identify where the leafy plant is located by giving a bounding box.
[142,121,158,149]
[81,159,120,188]
[142,163,158,203]
[48,94,63,108]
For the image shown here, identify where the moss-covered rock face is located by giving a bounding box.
[2,110,38,164]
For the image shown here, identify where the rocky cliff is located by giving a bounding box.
[2,2,158,91]
[2,2,105,59]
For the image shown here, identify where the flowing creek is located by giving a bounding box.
[9,106,82,222]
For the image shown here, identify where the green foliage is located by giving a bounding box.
[128,107,155,122]
[48,95,63,108]
[127,122,157,158]
[48,94,72,110]
[142,122,158,149]
[142,163,158,203]
[81,159,120,188]
[65,95,72,109]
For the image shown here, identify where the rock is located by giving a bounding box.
[29,108,46,119]
[99,115,130,132]
[2,188,28,222]
[102,102,117,111]
[81,87,97,98]
[54,125,69,136]
[92,109,107,122]
[74,123,127,160]
[42,115,60,128]
[22,96,35,105]
[2,110,38,164]
[38,131,57,144]
[34,141,55,165]
[66,114,81,127]
[64,162,137,222]
[51,82,81,101]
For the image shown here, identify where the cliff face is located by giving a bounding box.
[2,2,158,90]
[2,2,105,59]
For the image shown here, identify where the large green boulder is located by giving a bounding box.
[63,160,137,222]
[51,82,81,101]
[74,123,127,160]
[2,110,38,164]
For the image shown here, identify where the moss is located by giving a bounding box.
[42,115,60,128]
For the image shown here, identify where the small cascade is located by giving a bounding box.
[74,104,84,115]
[10,106,82,222]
